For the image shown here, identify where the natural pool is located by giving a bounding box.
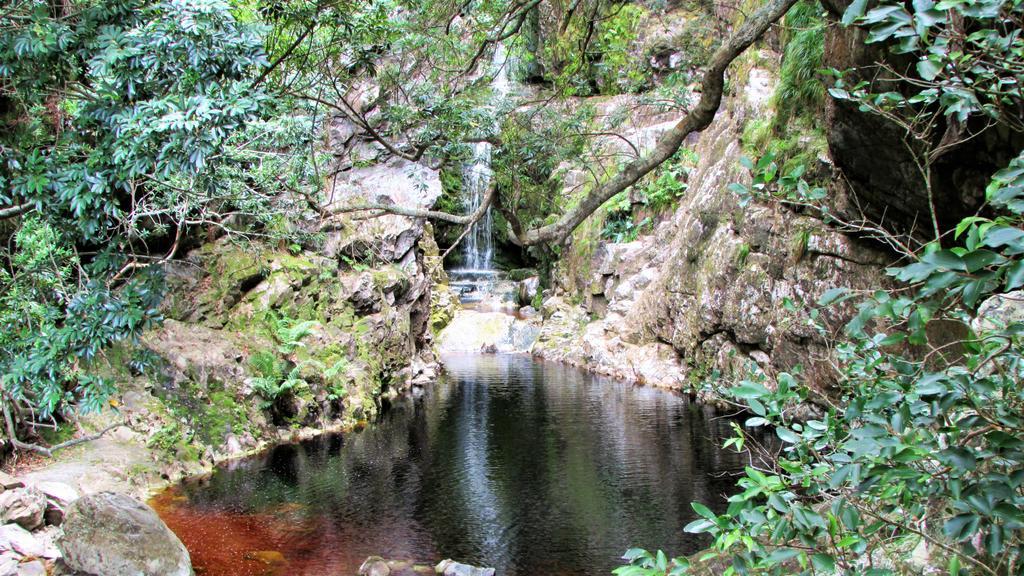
[153,354,754,576]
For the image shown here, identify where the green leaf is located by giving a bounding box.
[691,502,717,521]
[765,548,800,565]
[811,554,836,572]
[684,519,716,533]
[961,249,1004,273]
[922,250,966,271]
[1006,261,1024,290]
[818,287,850,306]
[917,57,942,81]
[944,514,980,541]
[777,428,800,444]
[842,0,870,24]
[730,382,769,399]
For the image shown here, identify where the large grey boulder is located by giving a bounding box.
[58,492,192,576]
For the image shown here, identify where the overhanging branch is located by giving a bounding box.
[326,180,497,226]
[517,0,798,245]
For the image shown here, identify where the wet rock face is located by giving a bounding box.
[58,492,192,576]
[322,157,442,264]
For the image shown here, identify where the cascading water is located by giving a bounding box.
[461,142,496,271]
[451,46,514,303]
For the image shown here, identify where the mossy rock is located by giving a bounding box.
[508,268,539,282]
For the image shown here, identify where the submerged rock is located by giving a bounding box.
[437,310,539,353]
[58,492,192,576]
[243,550,285,565]
[359,556,435,576]
[434,559,495,576]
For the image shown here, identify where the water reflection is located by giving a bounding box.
[154,354,756,576]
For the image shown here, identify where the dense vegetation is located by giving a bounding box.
[4,0,1024,574]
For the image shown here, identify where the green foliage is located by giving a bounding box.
[613,548,690,576]
[542,3,650,95]
[736,243,751,267]
[0,217,163,417]
[834,0,1023,125]
[772,2,826,127]
[728,152,826,208]
[248,349,308,410]
[601,150,695,243]
[493,104,594,233]
[601,212,651,243]
[0,0,272,426]
[740,1,827,173]
[638,150,695,212]
[273,316,318,355]
[146,420,201,461]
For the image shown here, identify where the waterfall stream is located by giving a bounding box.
[461,45,512,272]
[449,46,514,304]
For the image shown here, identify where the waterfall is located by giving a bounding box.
[461,45,512,272]
[462,143,495,271]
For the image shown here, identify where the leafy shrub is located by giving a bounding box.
[0,0,269,428]
[600,150,695,243]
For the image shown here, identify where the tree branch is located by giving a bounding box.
[2,401,123,458]
[0,203,32,220]
[326,180,497,225]
[515,0,797,245]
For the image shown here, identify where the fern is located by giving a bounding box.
[274,317,319,354]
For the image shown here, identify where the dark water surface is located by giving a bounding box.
[154,354,753,576]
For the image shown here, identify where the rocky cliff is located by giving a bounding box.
[534,51,893,400]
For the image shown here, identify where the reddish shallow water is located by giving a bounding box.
[154,355,756,576]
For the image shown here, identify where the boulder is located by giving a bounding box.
[0,489,46,531]
[359,556,391,576]
[974,290,1024,333]
[58,492,192,576]
[33,525,63,559]
[34,482,78,527]
[14,560,45,576]
[0,524,45,557]
[434,559,495,576]
[437,310,539,354]
[0,552,17,576]
[359,556,435,576]
[516,276,540,306]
